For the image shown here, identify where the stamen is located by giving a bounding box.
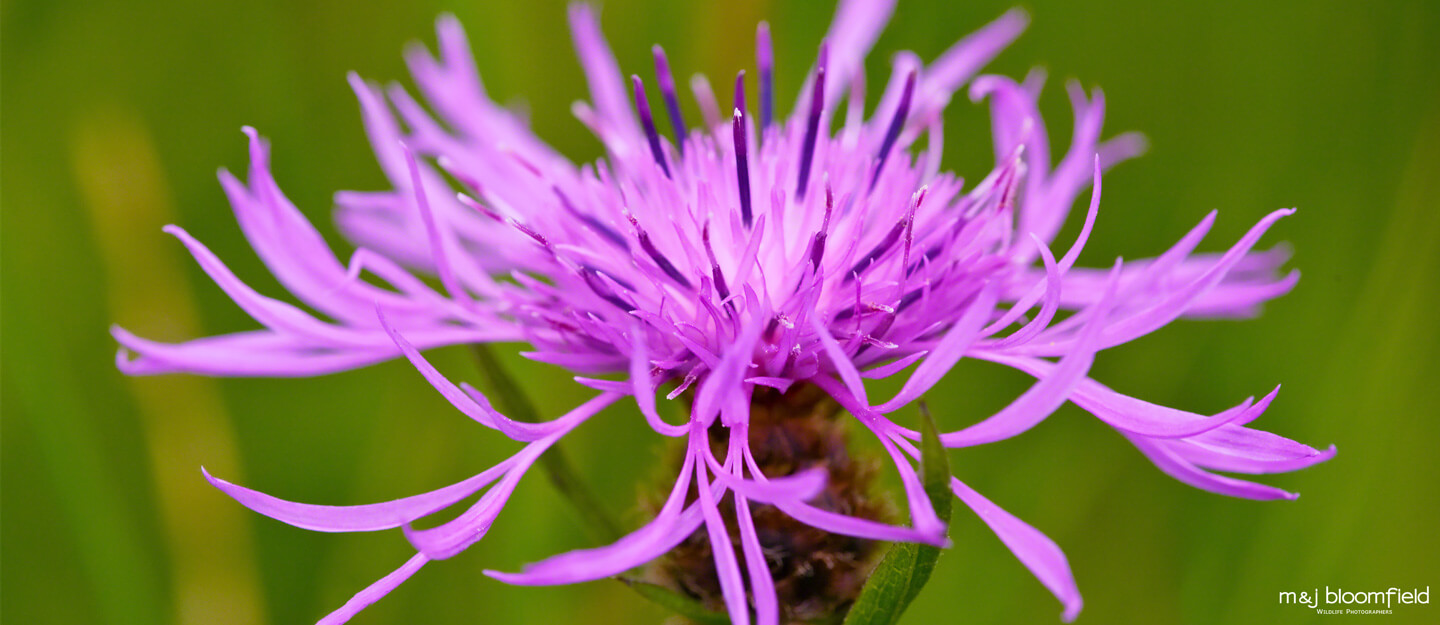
[581,267,633,311]
[702,223,732,302]
[870,70,917,192]
[732,76,754,227]
[554,186,627,248]
[631,216,693,289]
[652,46,688,156]
[630,75,672,178]
[734,70,747,117]
[809,186,834,267]
[756,21,774,129]
[690,74,722,131]
[795,60,826,199]
[845,188,924,281]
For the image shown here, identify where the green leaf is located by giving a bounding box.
[918,403,954,525]
[842,402,952,625]
[468,344,623,543]
[618,577,733,625]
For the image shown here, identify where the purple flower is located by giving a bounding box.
[115,1,1333,623]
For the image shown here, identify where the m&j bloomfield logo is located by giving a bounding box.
[1279,587,1429,615]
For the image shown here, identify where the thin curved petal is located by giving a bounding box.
[317,553,430,625]
[203,463,513,533]
[951,476,1082,622]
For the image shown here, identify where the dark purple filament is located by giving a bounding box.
[757,22,774,129]
[795,63,826,199]
[733,72,754,227]
[554,187,627,248]
[809,187,834,267]
[846,189,924,282]
[630,75,671,178]
[871,70,917,192]
[636,227,693,290]
[702,224,732,303]
[652,46,688,157]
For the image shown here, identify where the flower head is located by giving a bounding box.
[116,1,1333,624]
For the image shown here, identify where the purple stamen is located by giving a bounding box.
[733,74,754,227]
[809,186,834,267]
[871,70,917,192]
[555,186,627,248]
[581,267,634,311]
[633,222,693,290]
[895,286,924,312]
[845,189,924,281]
[846,219,904,280]
[630,74,672,178]
[734,70,747,117]
[652,46,688,156]
[702,224,732,303]
[756,21,774,129]
[795,61,826,199]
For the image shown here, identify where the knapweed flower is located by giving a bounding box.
[114,1,1335,623]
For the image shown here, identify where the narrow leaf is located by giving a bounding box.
[918,403,954,524]
[469,344,622,542]
[843,402,952,625]
[618,577,733,625]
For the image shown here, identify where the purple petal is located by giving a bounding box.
[1126,433,1300,500]
[810,312,869,405]
[316,553,430,625]
[979,352,1273,439]
[941,262,1123,447]
[692,428,752,625]
[203,463,513,533]
[876,286,998,412]
[951,476,1082,622]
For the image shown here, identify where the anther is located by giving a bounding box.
[756,21,775,129]
[652,46,688,156]
[795,42,827,200]
[634,223,693,290]
[870,70,917,192]
[732,81,754,227]
[809,186,834,267]
[630,75,672,178]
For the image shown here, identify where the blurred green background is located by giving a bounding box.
[4,0,1438,623]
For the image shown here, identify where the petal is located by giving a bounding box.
[316,553,430,625]
[202,463,513,533]
[951,476,1082,622]
[1125,433,1300,500]
[735,492,780,625]
[941,262,1123,447]
[1172,422,1336,474]
[861,350,927,379]
[747,451,941,545]
[817,0,897,108]
[692,428,751,625]
[404,439,549,559]
[568,4,641,154]
[915,8,1029,122]
[630,323,686,436]
[875,286,998,413]
[489,451,701,585]
[979,352,1273,439]
[809,312,869,405]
